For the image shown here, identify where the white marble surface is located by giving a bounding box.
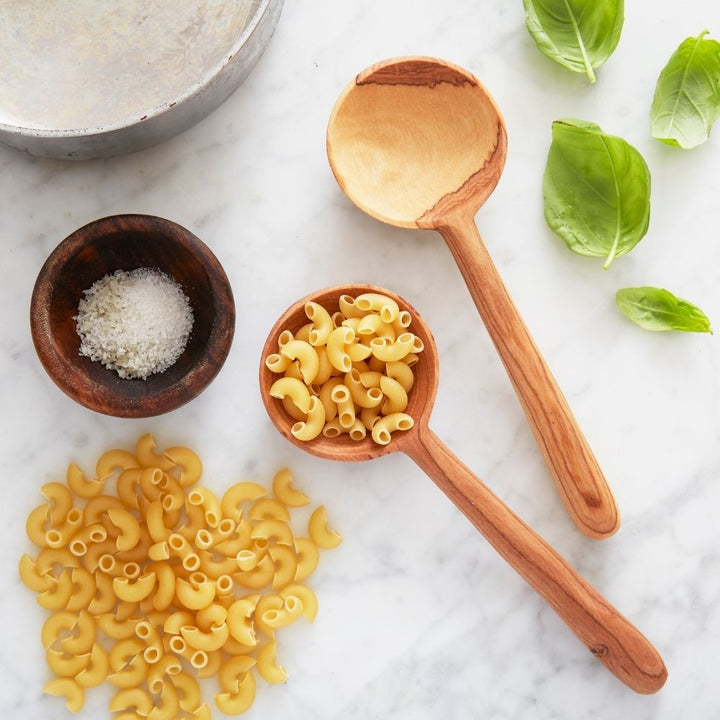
[2,1,719,718]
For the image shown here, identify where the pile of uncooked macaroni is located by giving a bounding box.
[19,434,341,717]
[266,292,423,445]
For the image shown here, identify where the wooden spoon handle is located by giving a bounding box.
[436,214,619,539]
[405,424,667,694]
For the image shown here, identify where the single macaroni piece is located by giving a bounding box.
[96,449,139,481]
[116,468,142,510]
[187,487,222,528]
[226,595,259,647]
[215,670,256,715]
[66,463,105,498]
[354,292,400,323]
[107,508,142,552]
[272,468,310,507]
[293,537,320,582]
[369,333,415,363]
[280,340,320,384]
[372,413,415,446]
[305,301,334,346]
[108,646,148,689]
[281,583,319,622]
[268,545,297,590]
[270,377,313,414]
[172,671,202,713]
[20,437,341,718]
[176,573,216,611]
[135,434,175,472]
[345,369,383,409]
[43,677,85,713]
[75,643,109,688]
[218,655,256,694]
[235,554,275,590]
[380,376,409,414]
[265,291,422,446]
[261,594,303,629]
[148,679,181,720]
[357,312,394,340]
[37,570,74,610]
[46,647,91,677]
[162,446,202,487]
[308,506,343,549]
[256,640,288,684]
[19,553,55,592]
[109,687,154,715]
[181,623,229,652]
[41,482,74,526]
[113,572,157,603]
[25,503,51,547]
[221,482,268,522]
[326,326,355,373]
[291,396,326,441]
[65,568,97,613]
[338,294,363,319]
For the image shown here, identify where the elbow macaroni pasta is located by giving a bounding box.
[20,435,340,718]
[265,291,422,445]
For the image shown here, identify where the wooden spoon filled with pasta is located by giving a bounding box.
[326,56,619,540]
[259,284,667,695]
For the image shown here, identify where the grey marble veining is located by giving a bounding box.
[1,1,719,718]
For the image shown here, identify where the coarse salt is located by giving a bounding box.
[75,268,194,380]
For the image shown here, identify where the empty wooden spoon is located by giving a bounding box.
[259,285,666,695]
[326,56,619,539]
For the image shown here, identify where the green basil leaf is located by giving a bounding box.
[523,0,624,83]
[650,31,720,149]
[616,287,712,333]
[543,119,651,269]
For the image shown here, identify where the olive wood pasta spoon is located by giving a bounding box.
[259,284,667,695]
[326,56,619,540]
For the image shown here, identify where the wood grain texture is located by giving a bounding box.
[327,55,619,538]
[260,284,666,694]
[30,214,235,417]
[434,214,619,539]
[407,423,666,695]
[327,56,505,228]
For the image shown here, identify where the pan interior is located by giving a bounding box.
[0,0,258,131]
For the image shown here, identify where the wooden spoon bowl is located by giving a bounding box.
[260,284,667,695]
[259,284,437,462]
[30,214,235,418]
[327,56,619,539]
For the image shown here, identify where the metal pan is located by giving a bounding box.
[0,0,283,160]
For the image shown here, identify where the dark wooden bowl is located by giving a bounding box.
[30,214,235,418]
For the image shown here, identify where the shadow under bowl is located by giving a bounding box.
[30,213,235,418]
